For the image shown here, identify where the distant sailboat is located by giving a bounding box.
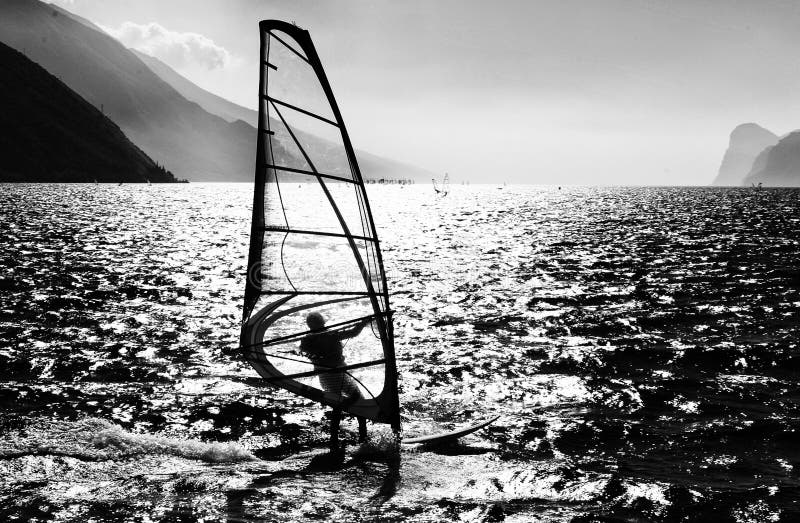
[432,173,449,196]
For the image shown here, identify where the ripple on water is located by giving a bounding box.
[1,184,799,520]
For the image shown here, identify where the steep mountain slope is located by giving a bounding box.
[744,131,800,186]
[0,42,176,183]
[0,0,295,181]
[132,49,258,125]
[712,123,778,186]
[132,50,434,182]
[0,1,430,182]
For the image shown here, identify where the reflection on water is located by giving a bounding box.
[1,183,799,521]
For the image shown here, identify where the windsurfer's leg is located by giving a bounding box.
[358,416,367,442]
[341,377,363,407]
[330,408,342,449]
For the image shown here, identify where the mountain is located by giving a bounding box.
[0,0,430,182]
[0,0,296,181]
[352,145,436,183]
[746,144,774,183]
[0,41,177,183]
[131,50,434,182]
[132,49,258,126]
[712,123,778,186]
[743,131,800,187]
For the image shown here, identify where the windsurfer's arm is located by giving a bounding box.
[335,318,372,341]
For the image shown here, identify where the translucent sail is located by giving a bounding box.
[240,20,400,430]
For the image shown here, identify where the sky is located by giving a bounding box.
[47,0,800,184]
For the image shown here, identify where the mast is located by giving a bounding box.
[243,27,268,321]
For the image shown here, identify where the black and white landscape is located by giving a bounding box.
[1,1,799,522]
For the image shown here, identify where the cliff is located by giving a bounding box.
[744,131,800,187]
[0,42,177,183]
[712,123,778,186]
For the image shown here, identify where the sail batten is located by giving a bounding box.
[260,226,378,243]
[260,359,388,383]
[266,96,340,127]
[241,20,400,430]
[259,164,361,184]
[244,310,393,349]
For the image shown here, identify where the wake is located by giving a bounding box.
[1,417,256,463]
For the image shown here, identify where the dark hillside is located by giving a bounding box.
[0,0,260,181]
[0,42,177,183]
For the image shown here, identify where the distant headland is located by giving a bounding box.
[714,123,800,187]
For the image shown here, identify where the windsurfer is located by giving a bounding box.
[300,312,370,449]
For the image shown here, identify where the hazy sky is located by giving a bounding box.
[47,0,800,184]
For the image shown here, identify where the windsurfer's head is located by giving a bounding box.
[306,312,325,331]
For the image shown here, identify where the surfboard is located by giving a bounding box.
[402,415,500,445]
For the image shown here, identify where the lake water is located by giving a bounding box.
[1,183,799,521]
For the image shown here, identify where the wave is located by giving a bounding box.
[1,418,256,463]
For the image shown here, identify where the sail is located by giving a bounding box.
[240,20,400,430]
[433,174,448,195]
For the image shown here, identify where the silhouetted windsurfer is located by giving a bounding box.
[300,312,370,450]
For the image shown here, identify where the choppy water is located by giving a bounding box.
[1,183,799,522]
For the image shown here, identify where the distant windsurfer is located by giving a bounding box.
[300,312,370,450]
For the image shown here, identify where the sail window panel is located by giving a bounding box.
[322,182,376,238]
[255,234,386,315]
[255,231,296,294]
[254,294,387,400]
[263,178,287,229]
[262,175,376,241]
[260,233,369,294]
[262,175,340,231]
[259,180,388,307]
[265,116,313,172]
[266,31,336,125]
[267,29,310,67]
[362,237,387,301]
[271,105,355,180]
